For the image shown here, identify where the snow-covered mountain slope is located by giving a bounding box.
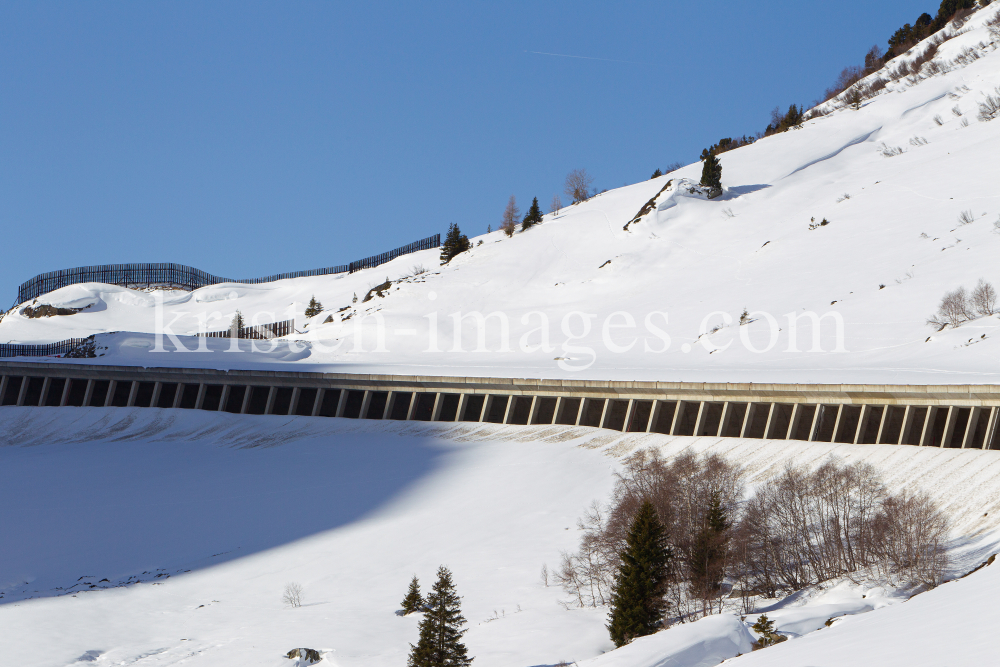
[1,407,998,667]
[4,10,1000,384]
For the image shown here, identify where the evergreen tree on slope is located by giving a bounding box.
[688,491,730,605]
[304,295,323,319]
[699,148,723,198]
[607,501,673,647]
[521,197,543,231]
[408,566,473,667]
[401,575,425,615]
[440,223,471,265]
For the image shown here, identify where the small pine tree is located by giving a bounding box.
[401,575,425,615]
[651,168,663,179]
[752,614,784,647]
[440,223,472,264]
[689,491,730,604]
[699,149,722,196]
[487,224,491,233]
[408,566,473,667]
[305,296,323,318]
[230,310,245,336]
[849,89,862,110]
[521,197,543,231]
[607,501,672,648]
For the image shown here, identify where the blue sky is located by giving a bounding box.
[1,1,926,306]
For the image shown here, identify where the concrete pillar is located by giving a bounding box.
[0,376,6,405]
[406,393,419,420]
[717,402,732,437]
[574,398,585,426]
[940,407,957,447]
[104,381,116,408]
[172,384,184,409]
[288,387,301,416]
[127,381,139,408]
[264,387,277,415]
[875,406,889,444]
[336,389,349,418]
[830,405,844,442]
[312,388,324,417]
[646,401,662,433]
[383,391,396,419]
[962,407,982,448]
[597,399,610,429]
[621,399,635,432]
[527,396,540,425]
[762,403,776,440]
[739,403,755,438]
[59,379,72,407]
[897,406,914,445]
[430,393,443,421]
[692,402,707,436]
[455,393,468,421]
[218,385,230,412]
[785,404,800,440]
[16,377,29,406]
[194,384,207,410]
[82,379,95,408]
[853,405,869,444]
[551,397,562,425]
[807,405,822,441]
[39,378,51,406]
[150,382,163,408]
[476,394,488,422]
[669,402,683,435]
[502,395,514,424]
[360,391,373,419]
[918,407,935,446]
[982,407,999,449]
[239,387,252,415]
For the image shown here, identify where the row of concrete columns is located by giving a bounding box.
[2,373,998,450]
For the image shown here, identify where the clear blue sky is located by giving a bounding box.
[1,1,926,305]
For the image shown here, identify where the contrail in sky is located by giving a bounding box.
[526,50,651,66]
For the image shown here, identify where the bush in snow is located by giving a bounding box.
[978,87,1000,122]
[928,279,997,328]
[440,223,471,264]
[521,197,543,231]
[564,168,595,204]
[283,582,303,608]
[699,149,722,198]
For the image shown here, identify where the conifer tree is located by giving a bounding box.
[408,566,473,667]
[651,168,663,179]
[689,491,730,605]
[607,501,672,648]
[230,310,245,337]
[440,223,472,264]
[401,575,425,615]
[699,149,723,197]
[305,296,323,319]
[521,197,543,231]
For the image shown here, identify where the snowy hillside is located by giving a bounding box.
[3,10,1000,384]
[1,407,998,667]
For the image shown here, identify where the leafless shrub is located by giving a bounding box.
[501,195,519,237]
[561,452,952,622]
[541,564,549,587]
[836,193,851,203]
[958,209,975,225]
[988,10,1000,39]
[953,47,981,66]
[978,88,1000,121]
[952,104,963,117]
[971,278,997,316]
[928,286,975,329]
[923,60,944,76]
[550,194,562,215]
[564,168,595,204]
[283,582,303,608]
[664,161,685,173]
[889,62,912,81]
[933,114,944,125]
[909,136,929,146]
[960,117,970,127]
[879,143,905,157]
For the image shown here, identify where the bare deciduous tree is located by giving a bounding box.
[283,582,303,608]
[501,195,519,237]
[971,278,997,317]
[929,286,975,329]
[564,169,595,204]
[550,195,562,216]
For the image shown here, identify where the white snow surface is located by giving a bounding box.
[4,9,1000,384]
[1,407,999,666]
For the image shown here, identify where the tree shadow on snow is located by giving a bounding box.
[0,407,446,604]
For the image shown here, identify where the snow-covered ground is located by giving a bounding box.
[4,9,1000,385]
[1,407,998,667]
